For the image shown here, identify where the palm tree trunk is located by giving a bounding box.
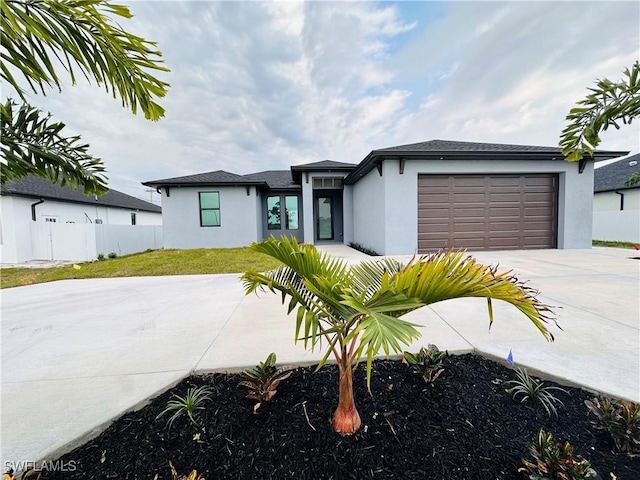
[331,364,361,434]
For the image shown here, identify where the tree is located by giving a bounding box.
[1,0,169,194]
[625,170,640,188]
[242,237,556,435]
[559,62,639,162]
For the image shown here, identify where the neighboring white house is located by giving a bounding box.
[1,175,163,263]
[143,139,627,255]
[593,153,640,243]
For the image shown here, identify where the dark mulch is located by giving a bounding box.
[42,354,638,479]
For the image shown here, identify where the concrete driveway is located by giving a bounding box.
[1,247,638,468]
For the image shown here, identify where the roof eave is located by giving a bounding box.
[142,180,266,188]
[290,164,356,184]
[4,191,161,213]
[595,186,639,193]
[344,149,631,184]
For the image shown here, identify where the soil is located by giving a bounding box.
[41,354,638,480]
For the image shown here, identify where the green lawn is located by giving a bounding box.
[592,240,637,249]
[0,248,281,289]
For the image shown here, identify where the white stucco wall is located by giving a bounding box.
[301,177,314,244]
[351,158,594,255]
[593,189,640,242]
[3,196,161,226]
[160,186,260,249]
[0,195,163,263]
[352,165,386,254]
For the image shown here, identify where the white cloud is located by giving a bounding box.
[5,0,638,202]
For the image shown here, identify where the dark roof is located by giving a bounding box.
[242,170,298,190]
[1,175,161,213]
[290,160,356,183]
[143,170,264,187]
[291,159,357,169]
[144,162,358,189]
[378,139,563,152]
[143,169,301,191]
[594,153,640,192]
[345,139,629,184]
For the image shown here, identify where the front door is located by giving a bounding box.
[316,196,333,240]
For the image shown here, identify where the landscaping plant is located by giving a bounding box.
[402,344,446,384]
[519,429,597,479]
[242,236,556,434]
[585,397,640,455]
[156,385,213,430]
[238,352,293,412]
[348,242,379,256]
[505,367,567,417]
[167,461,204,480]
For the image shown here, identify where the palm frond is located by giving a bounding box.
[1,99,108,194]
[1,0,170,120]
[392,251,556,340]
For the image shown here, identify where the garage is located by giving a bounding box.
[417,174,558,252]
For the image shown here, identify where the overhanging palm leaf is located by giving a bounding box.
[242,236,556,434]
[1,99,108,194]
[1,0,170,120]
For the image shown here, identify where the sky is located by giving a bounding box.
[7,0,640,204]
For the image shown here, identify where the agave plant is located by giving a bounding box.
[241,236,556,435]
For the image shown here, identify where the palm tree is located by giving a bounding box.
[241,237,556,435]
[1,0,169,194]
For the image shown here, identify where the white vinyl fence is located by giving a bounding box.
[592,210,640,243]
[29,223,163,262]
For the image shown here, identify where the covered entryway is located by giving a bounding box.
[417,174,557,252]
[313,189,343,242]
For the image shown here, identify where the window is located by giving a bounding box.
[285,196,298,229]
[266,195,300,230]
[131,212,137,225]
[312,177,343,189]
[199,192,221,227]
[267,196,281,230]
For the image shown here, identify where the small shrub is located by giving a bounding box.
[585,397,640,455]
[3,469,41,480]
[107,252,117,259]
[156,385,213,430]
[505,367,566,416]
[97,253,105,261]
[402,344,445,384]
[239,352,293,412]
[348,242,379,256]
[168,461,204,480]
[519,429,597,479]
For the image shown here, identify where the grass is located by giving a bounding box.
[0,248,281,289]
[592,240,637,249]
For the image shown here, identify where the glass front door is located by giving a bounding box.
[317,196,333,240]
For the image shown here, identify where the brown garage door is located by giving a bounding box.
[417,174,557,252]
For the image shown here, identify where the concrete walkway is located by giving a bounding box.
[1,247,638,467]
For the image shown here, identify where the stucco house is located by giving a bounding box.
[143,139,626,255]
[593,153,640,243]
[1,175,163,263]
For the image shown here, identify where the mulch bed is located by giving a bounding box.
[42,354,638,479]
